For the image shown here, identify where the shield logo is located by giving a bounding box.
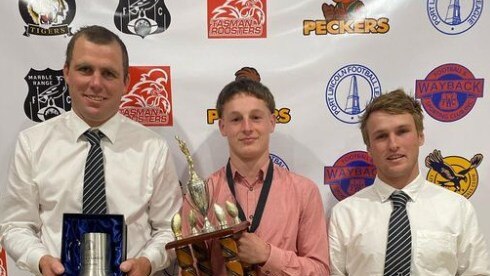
[114,0,171,38]
[24,68,71,122]
[19,0,76,36]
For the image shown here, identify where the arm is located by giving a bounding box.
[457,201,490,275]
[328,206,347,276]
[259,186,330,276]
[0,133,51,274]
[130,141,182,274]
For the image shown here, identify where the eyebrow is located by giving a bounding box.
[371,123,412,135]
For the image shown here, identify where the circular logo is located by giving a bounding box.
[427,0,483,35]
[325,64,381,124]
[270,153,289,170]
[324,151,376,201]
[427,154,481,198]
[415,63,484,122]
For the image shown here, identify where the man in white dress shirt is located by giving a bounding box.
[0,25,182,276]
[328,89,490,275]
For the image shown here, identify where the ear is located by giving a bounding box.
[218,119,226,137]
[63,63,69,80]
[269,112,276,133]
[418,131,425,146]
[123,73,130,94]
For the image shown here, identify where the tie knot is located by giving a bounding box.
[84,130,103,146]
[390,191,409,209]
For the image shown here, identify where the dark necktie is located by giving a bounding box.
[384,191,411,276]
[82,130,107,214]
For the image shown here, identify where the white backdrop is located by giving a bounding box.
[1,0,489,274]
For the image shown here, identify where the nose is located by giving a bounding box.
[241,118,252,133]
[388,133,399,151]
[89,72,103,90]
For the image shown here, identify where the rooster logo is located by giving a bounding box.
[0,248,6,276]
[120,67,173,126]
[425,150,483,197]
[121,68,171,112]
[212,0,265,25]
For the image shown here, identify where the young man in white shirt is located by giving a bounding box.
[328,89,490,275]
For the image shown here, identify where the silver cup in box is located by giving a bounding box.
[80,232,112,276]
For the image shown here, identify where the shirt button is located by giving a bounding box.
[249,215,254,220]
[249,187,253,191]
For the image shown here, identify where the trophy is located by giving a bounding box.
[61,214,127,276]
[166,137,254,276]
[80,233,112,276]
[175,136,215,233]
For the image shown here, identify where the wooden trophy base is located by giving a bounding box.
[166,221,252,276]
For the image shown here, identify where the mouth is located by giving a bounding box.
[240,137,257,144]
[85,95,105,102]
[387,154,405,161]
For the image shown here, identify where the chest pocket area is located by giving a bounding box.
[415,230,457,272]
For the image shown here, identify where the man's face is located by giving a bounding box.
[219,93,275,163]
[366,111,424,188]
[64,36,128,127]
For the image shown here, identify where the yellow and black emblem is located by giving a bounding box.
[425,149,483,198]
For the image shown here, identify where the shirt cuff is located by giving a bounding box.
[260,244,283,274]
[141,248,173,275]
[26,247,49,275]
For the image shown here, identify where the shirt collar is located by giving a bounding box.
[373,173,424,203]
[230,159,270,184]
[70,111,121,144]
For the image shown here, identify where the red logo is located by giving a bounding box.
[0,247,7,276]
[119,66,173,126]
[324,151,376,201]
[415,63,484,122]
[208,0,267,38]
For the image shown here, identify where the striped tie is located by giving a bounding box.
[384,191,411,276]
[83,130,107,214]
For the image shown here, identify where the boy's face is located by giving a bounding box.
[219,93,275,162]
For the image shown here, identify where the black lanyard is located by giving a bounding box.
[226,158,274,233]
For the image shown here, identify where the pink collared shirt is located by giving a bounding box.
[182,161,329,275]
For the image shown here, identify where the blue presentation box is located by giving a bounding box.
[61,213,127,276]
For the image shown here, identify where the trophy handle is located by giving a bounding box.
[191,241,212,276]
[219,234,244,275]
[175,245,198,276]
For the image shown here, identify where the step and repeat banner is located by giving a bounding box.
[0,0,488,274]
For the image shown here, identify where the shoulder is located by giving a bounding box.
[422,180,472,207]
[117,114,168,145]
[20,111,68,136]
[331,185,377,213]
[274,165,319,191]
[17,112,71,147]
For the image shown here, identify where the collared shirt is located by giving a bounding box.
[182,160,329,275]
[0,111,182,275]
[329,174,490,276]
